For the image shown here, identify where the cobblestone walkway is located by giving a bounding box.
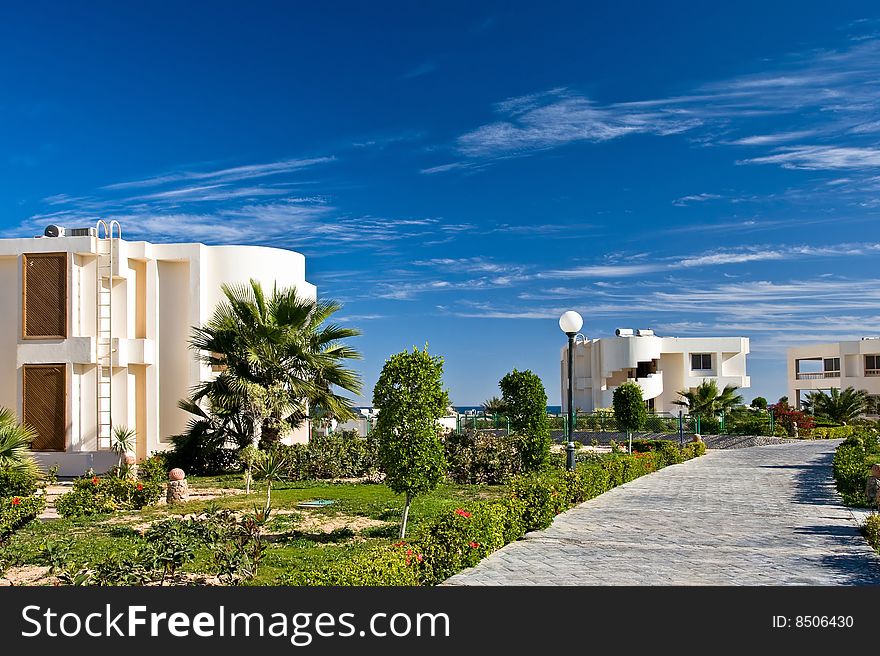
[445,441,880,585]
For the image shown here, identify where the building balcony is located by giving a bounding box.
[795,371,840,380]
[628,372,663,400]
[866,369,880,377]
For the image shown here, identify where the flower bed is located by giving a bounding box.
[55,475,163,518]
[0,495,45,543]
[281,440,704,585]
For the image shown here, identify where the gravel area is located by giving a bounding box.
[701,434,801,449]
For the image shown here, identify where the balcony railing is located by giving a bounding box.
[796,371,840,380]
[866,369,880,377]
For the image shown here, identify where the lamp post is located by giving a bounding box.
[559,311,583,471]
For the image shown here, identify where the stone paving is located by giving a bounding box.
[445,441,880,585]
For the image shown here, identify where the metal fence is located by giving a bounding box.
[454,409,780,437]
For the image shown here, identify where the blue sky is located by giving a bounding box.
[2,1,879,406]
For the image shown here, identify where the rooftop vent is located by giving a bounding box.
[44,224,64,237]
[861,337,880,341]
[636,329,654,337]
[615,328,634,337]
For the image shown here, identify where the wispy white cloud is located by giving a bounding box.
[672,193,722,206]
[426,36,880,173]
[738,145,880,170]
[102,157,335,190]
[402,60,438,80]
[538,243,879,279]
[727,130,816,145]
[420,161,479,175]
[455,89,701,158]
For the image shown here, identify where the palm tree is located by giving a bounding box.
[0,408,40,477]
[481,396,506,414]
[189,280,362,447]
[802,387,869,424]
[673,380,743,417]
[110,426,137,468]
[170,397,254,473]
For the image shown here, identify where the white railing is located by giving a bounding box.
[796,371,840,380]
[866,369,880,377]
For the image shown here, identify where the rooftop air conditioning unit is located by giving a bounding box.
[615,328,634,337]
[636,329,654,337]
[43,224,65,237]
[68,227,97,237]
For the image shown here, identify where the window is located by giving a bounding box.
[22,252,68,338]
[866,355,880,375]
[691,353,712,370]
[823,358,840,374]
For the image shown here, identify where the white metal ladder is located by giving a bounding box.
[95,219,121,450]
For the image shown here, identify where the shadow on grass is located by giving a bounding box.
[268,527,355,545]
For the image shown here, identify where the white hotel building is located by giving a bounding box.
[787,338,880,410]
[560,328,750,414]
[0,222,315,475]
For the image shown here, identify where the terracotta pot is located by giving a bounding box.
[168,468,186,481]
[871,463,880,478]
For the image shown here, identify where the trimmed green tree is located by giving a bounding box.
[750,397,768,411]
[612,382,646,454]
[373,347,449,538]
[499,369,550,472]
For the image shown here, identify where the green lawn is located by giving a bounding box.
[0,478,504,585]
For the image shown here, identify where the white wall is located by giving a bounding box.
[0,257,18,412]
[157,259,191,443]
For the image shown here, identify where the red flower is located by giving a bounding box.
[91,476,99,486]
[416,554,423,562]
[136,483,144,491]
[454,508,472,518]
[393,540,406,547]
[468,541,479,549]
[11,497,21,506]
[406,549,413,556]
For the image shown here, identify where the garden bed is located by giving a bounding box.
[0,480,503,586]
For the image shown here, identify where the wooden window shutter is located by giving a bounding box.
[22,364,67,451]
[22,252,68,338]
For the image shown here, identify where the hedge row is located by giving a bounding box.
[833,434,880,506]
[281,440,705,585]
[0,495,45,543]
[814,425,880,440]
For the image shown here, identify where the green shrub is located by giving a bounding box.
[56,474,163,518]
[0,468,39,497]
[279,544,421,586]
[681,440,707,459]
[833,435,880,506]
[272,431,379,480]
[631,439,684,467]
[55,488,117,518]
[814,425,879,440]
[444,431,524,484]
[0,495,45,543]
[865,514,880,554]
[138,453,169,483]
[499,369,551,472]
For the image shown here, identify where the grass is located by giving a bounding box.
[0,478,504,585]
